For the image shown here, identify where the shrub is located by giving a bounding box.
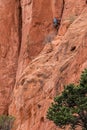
[69,15,77,23]
[47,69,87,130]
[43,32,56,44]
[0,115,15,130]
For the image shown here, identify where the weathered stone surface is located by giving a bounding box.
[0,0,20,114]
[10,6,87,130]
[0,0,87,130]
[17,0,64,77]
[59,0,86,35]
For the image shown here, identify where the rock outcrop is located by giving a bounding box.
[17,0,64,77]
[0,0,21,114]
[0,0,87,130]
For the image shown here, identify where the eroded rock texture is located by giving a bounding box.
[17,0,64,77]
[0,0,21,114]
[0,0,87,130]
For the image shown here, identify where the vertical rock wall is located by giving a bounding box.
[17,0,63,79]
[0,0,87,130]
[0,0,64,115]
[0,0,20,114]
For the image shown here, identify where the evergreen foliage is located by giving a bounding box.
[0,115,15,130]
[47,69,87,130]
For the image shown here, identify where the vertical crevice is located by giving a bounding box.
[57,0,65,33]
[55,0,65,33]
[61,0,65,20]
[18,0,22,56]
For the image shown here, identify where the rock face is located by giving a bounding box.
[17,0,64,77]
[0,0,21,114]
[0,0,87,130]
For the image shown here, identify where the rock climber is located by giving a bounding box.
[53,17,60,31]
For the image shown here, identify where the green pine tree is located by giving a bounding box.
[47,69,87,130]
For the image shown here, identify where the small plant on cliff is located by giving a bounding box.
[44,32,56,44]
[0,115,15,130]
[47,69,87,130]
[69,15,77,23]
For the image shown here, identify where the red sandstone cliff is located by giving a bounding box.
[0,0,87,130]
